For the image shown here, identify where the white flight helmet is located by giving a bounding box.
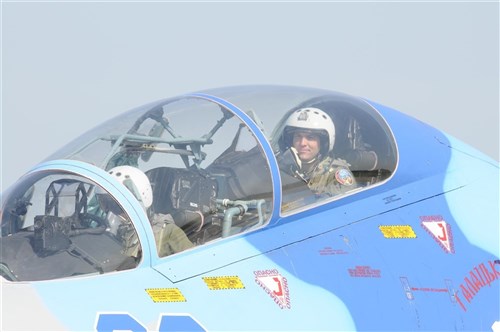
[108,165,153,210]
[283,107,336,154]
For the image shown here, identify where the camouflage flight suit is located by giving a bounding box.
[116,212,194,259]
[151,213,194,257]
[303,156,357,197]
[278,149,358,211]
[116,220,142,258]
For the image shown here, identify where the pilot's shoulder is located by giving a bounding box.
[326,158,356,187]
[327,157,351,168]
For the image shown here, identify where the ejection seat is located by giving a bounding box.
[146,167,218,243]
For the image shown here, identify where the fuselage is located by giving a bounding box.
[1,85,498,331]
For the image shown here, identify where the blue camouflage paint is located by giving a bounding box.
[95,313,206,332]
[4,86,497,331]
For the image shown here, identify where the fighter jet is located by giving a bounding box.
[1,85,498,331]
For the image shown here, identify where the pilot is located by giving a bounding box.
[106,165,194,258]
[279,107,357,197]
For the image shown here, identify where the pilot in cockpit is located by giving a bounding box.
[103,166,194,258]
[277,107,357,197]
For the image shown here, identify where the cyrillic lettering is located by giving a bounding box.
[455,293,467,312]
[489,260,500,278]
[464,276,478,295]
[470,270,484,290]
[460,284,473,303]
[474,267,486,287]
[479,263,494,286]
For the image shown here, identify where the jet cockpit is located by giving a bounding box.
[1,86,398,282]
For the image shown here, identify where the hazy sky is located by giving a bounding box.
[2,1,499,190]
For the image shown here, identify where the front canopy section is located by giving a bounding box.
[0,170,141,281]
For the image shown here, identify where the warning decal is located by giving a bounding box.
[420,216,455,253]
[348,265,381,278]
[145,288,186,303]
[379,225,417,238]
[254,269,291,309]
[203,276,245,290]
